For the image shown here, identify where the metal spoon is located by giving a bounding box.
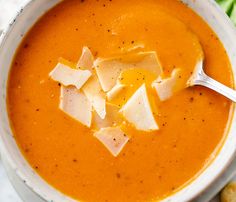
[187,59,236,102]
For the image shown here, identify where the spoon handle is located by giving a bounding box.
[192,70,236,102]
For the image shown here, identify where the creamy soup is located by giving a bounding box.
[7,0,234,201]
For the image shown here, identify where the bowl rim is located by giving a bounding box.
[0,0,236,202]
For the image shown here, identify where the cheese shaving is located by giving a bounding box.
[93,103,123,129]
[152,68,182,101]
[107,83,126,101]
[82,75,106,119]
[59,86,92,127]
[94,51,162,92]
[94,127,129,157]
[77,46,94,70]
[120,84,159,131]
[49,63,91,89]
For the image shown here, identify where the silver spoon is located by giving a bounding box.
[187,59,236,102]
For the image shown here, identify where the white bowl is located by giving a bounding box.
[0,0,236,201]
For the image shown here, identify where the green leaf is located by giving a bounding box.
[230,2,236,26]
[216,0,235,14]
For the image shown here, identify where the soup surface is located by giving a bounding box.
[7,0,233,201]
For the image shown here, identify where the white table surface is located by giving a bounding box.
[0,0,234,201]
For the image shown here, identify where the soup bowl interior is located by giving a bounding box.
[0,0,236,201]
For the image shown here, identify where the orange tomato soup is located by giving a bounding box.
[7,0,233,201]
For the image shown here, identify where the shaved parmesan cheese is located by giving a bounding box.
[121,43,145,53]
[94,127,129,157]
[60,86,92,127]
[120,84,159,131]
[82,75,106,119]
[152,68,182,101]
[93,103,123,129]
[77,46,94,70]
[49,63,91,89]
[94,51,162,92]
[107,83,126,101]
[58,57,77,69]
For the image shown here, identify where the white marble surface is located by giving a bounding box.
[0,0,234,202]
[0,159,22,202]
